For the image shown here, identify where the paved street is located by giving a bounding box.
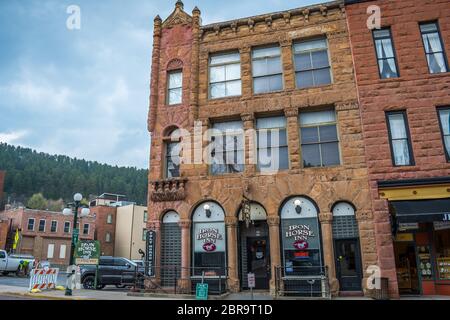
[0,294,44,300]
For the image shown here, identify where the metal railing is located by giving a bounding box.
[130,263,229,295]
[275,265,331,299]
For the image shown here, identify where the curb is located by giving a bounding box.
[1,291,92,300]
[127,292,231,300]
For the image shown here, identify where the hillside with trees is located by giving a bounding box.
[0,143,148,206]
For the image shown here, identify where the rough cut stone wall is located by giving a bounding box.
[346,0,450,297]
[147,1,378,295]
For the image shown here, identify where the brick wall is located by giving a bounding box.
[0,220,9,250]
[346,0,450,297]
[90,206,117,256]
[0,171,5,209]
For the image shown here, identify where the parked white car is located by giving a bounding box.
[0,250,35,275]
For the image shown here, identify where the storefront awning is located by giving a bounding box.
[390,199,450,223]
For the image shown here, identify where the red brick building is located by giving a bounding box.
[89,205,117,256]
[345,0,450,297]
[0,207,95,267]
[0,171,5,209]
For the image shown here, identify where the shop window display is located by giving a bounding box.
[434,224,450,280]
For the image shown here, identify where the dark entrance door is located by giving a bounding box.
[246,237,270,289]
[335,239,362,291]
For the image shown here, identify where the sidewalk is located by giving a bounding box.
[0,285,178,300]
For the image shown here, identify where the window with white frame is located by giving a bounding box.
[64,221,71,233]
[386,111,414,166]
[209,121,244,175]
[143,210,148,223]
[420,22,448,74]
[107,214,113,224]
[59,244,66,259]
[209,51,241,99]
[38,219,46,232]
[27,218,35,231]
[51,220,57,233]
[438,107,450,161]
[252,46,283,94]
[256,116,289,172]
[83,223,89,235]
[167,70,183,105]
[165,128,181,179]
[373,28,399,79]
[293,38,332,88]
[106,232,111,243]
[47,244,54,259]
[300,110,340,168]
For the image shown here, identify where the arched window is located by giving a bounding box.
[165,128,181,178]
[280,197,322,275]
[161,211,181,286]
[192,201,226,276]
[332,202,358,239]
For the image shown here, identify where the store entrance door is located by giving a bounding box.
[394,240,420,295]
[246,237,270,290]
[335,239,363,291]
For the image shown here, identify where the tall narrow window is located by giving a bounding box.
[59,244,66,259]
[64,221,71,233]
[386,111,414,166]
[143,210,148,223]
[51,221,57,233]
[252,46,283,94]
[438,107,450,161]
[209,52,241,99]
[300,110,340,167]
[420,22,448,74]
[256,116,289,172]
[294,38,332,88]
[165,129,181,178]
[210,121,244,175]
[83,223,90,235]
[107,214,113,224]
[106,232,111,243]
[27,218,35,231]
[373,28,399,79]
[38,219,46,232]
[47,244,54,259]
[167,70,182,105]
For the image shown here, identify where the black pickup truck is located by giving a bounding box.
[80,256,144,290]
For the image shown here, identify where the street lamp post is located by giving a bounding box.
[63,193,89,296]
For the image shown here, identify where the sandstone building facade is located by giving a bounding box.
[346,0,450,297]
[146,0,379,297]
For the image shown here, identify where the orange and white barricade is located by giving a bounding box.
[29,268,59,291]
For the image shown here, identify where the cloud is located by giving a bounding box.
[0,130,29,144]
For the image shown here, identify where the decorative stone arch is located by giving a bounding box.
[162,124,181,138]
[166,58,184,71]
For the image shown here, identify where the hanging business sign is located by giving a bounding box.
[434,221,450,231]
[74,240,100,265]
[194,223,225,253]
[145,230,156,277]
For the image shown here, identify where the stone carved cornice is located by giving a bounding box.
[162,1,193,29]
[150,179,188,202]
[319,212,333,223]
[241,112,254,122]
[167,58,183,71]
[335,101,359,111]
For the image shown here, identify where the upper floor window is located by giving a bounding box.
[420,22,448,74]
[27,218,35,231]
[438,107,450,161]
[209,52,241,99]
[142,228,147,241]
[143,210,148,223]
[386,111,414,166]
[38,219,46,232]
[83,223,90,235]
[256,116,289,172]
[373,28,399,79]
[300,110,340,168]
[165,129,181,179]
[252,46,283,94]
[64,221,71,233]
[50,220,57,233]
[107,214,113,224]
[210,121,244,175]
[105,232,112,243]
[167,70,182,105]
[294,38,332,88]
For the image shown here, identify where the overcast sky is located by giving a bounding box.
[0,0,323,169]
